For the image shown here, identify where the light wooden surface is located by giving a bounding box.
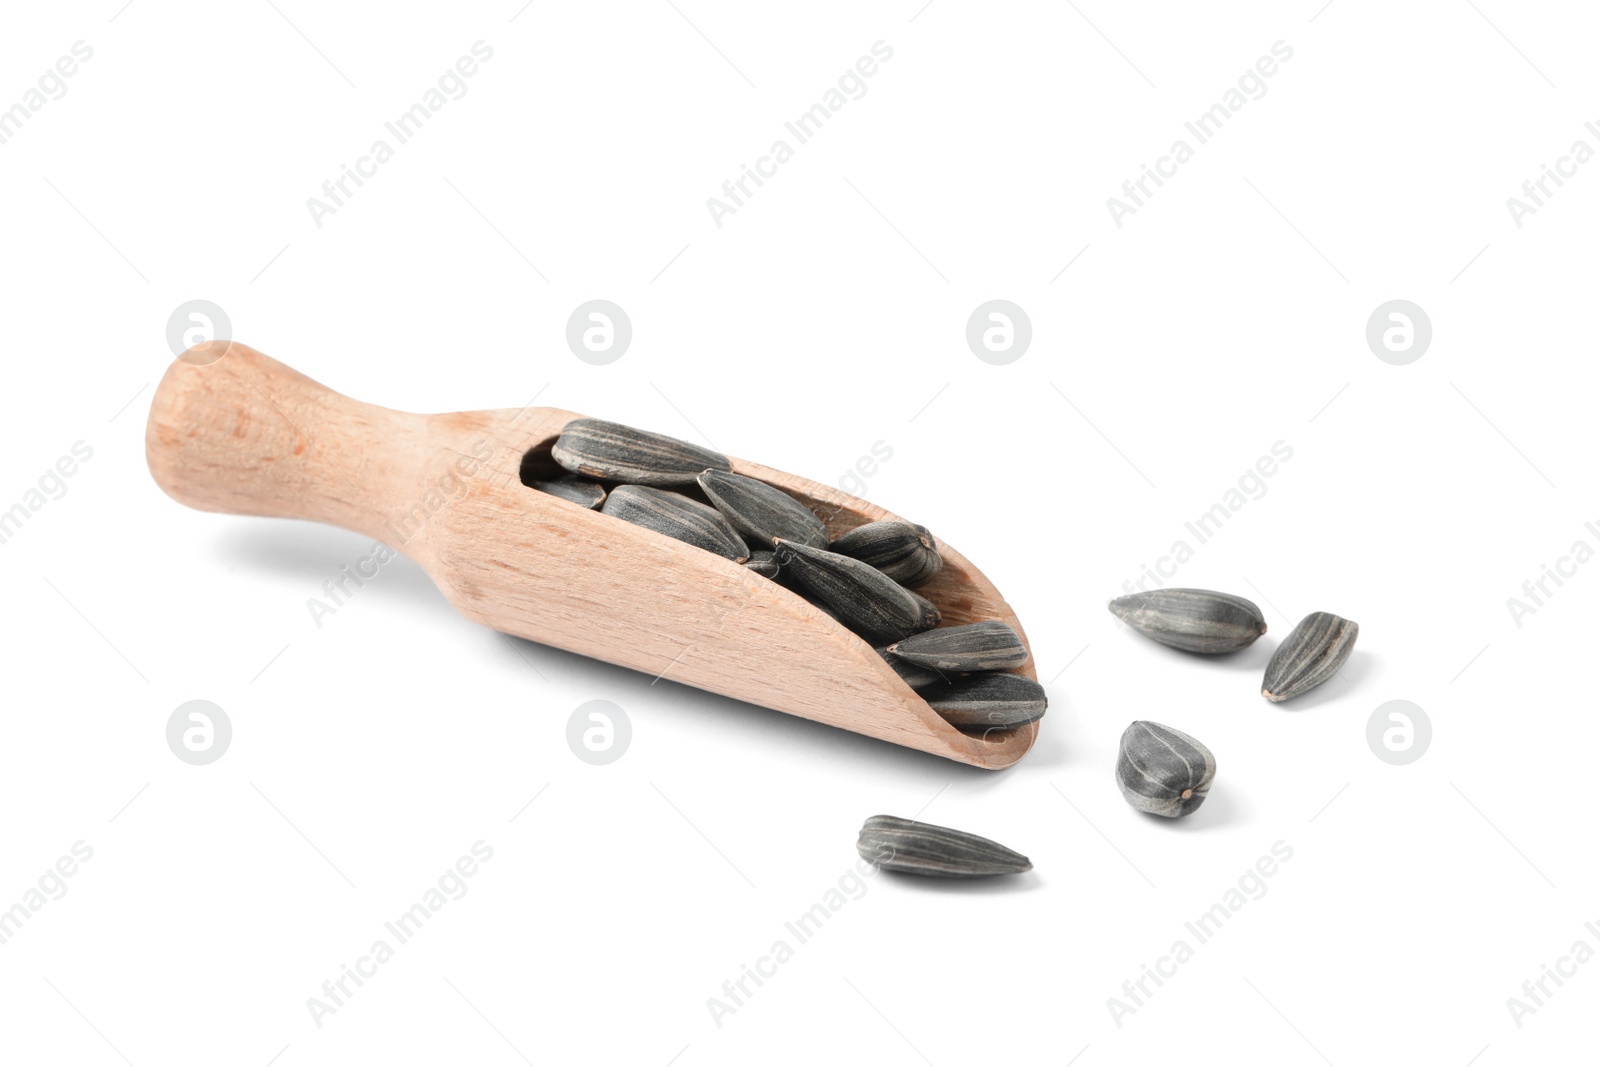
[145,342,1041,768]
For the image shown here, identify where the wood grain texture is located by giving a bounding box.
[146,342,1041,768]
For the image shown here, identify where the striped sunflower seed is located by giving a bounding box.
[1261,611,1358,702]
[697,469,828,549]
[552,418,730,487]
[813,600,845,626]
[829,520,942,588]
[856,814,1031,878]
[744,550,780,578]
[530,476,606,510]
[1107,588,1266,654]
[875,647,947,690]
[1116,721,1215,818]
[774,539,940,644]
[886,620,1028,672]
[917,672,1047,730]
[601,485,748,561]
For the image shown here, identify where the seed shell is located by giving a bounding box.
[1261,611,1358,702]
[1115,721,1215,818]
[552,418,730,487]
[917,672,1047,730]
[856,814,1031,878]
[1107,588,1266,654]
[830,520,943,587]
[875,647,948,690]
[744,550,780,578]
[775,539,940,645]
[529,476,607,510]
[697,469,829,549]
[600,485,748,561]
[887,620,1028,672]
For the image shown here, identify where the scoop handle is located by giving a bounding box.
[146,343,421,545]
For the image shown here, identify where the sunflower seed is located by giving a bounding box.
[552,418,730,487]
[1116,721,1215,818]
[886,620,1028,672]
[1107,588,1266,654]
[812,599,845,625]
[1261,611,1358,702]
[744,550,780,578]
[697,469,828,549]
[917,672,1047,729]
[530,476,607,510]
[856,814,1031,878]
[829,520,942,587]
[601,485,748,561]
[876,647,947,689]
[774,539,940,644]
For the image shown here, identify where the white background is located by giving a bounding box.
[2,1,1595,1063]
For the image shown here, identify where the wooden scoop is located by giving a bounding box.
[145,343,1041,769]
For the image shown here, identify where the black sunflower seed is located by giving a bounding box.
[530,476,607,510]
[1115,720,1215,818]
[829,520,942,587]
[744,550,780,578]
[856,815,1031,877]
[887,620,1027,672]
[917,672,1047,730]
[1261,611,1358,702]
[774,538,940,644]
[552,418,730,487]
[601,485,747,561]
[875,647,948,689]
[1107,588,1266,654]
[697,469,828,549]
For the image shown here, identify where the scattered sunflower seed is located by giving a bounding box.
[856,814,1031,878]
[830,520,942,588]
[887,620,1028,672]
[876,647,947,690]
[698,469,829,550]
[744,550,780,578]
[601,485,748,561]
[917,672,1047,730]
[1261,611,1358,702]
[1116,721,1215,818]
[530,476,607,510]
[775,539,940,644]
[552,418,730,487]
[1107,588,1266,654]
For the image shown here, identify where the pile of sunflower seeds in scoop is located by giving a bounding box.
[535,418,1047,733]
